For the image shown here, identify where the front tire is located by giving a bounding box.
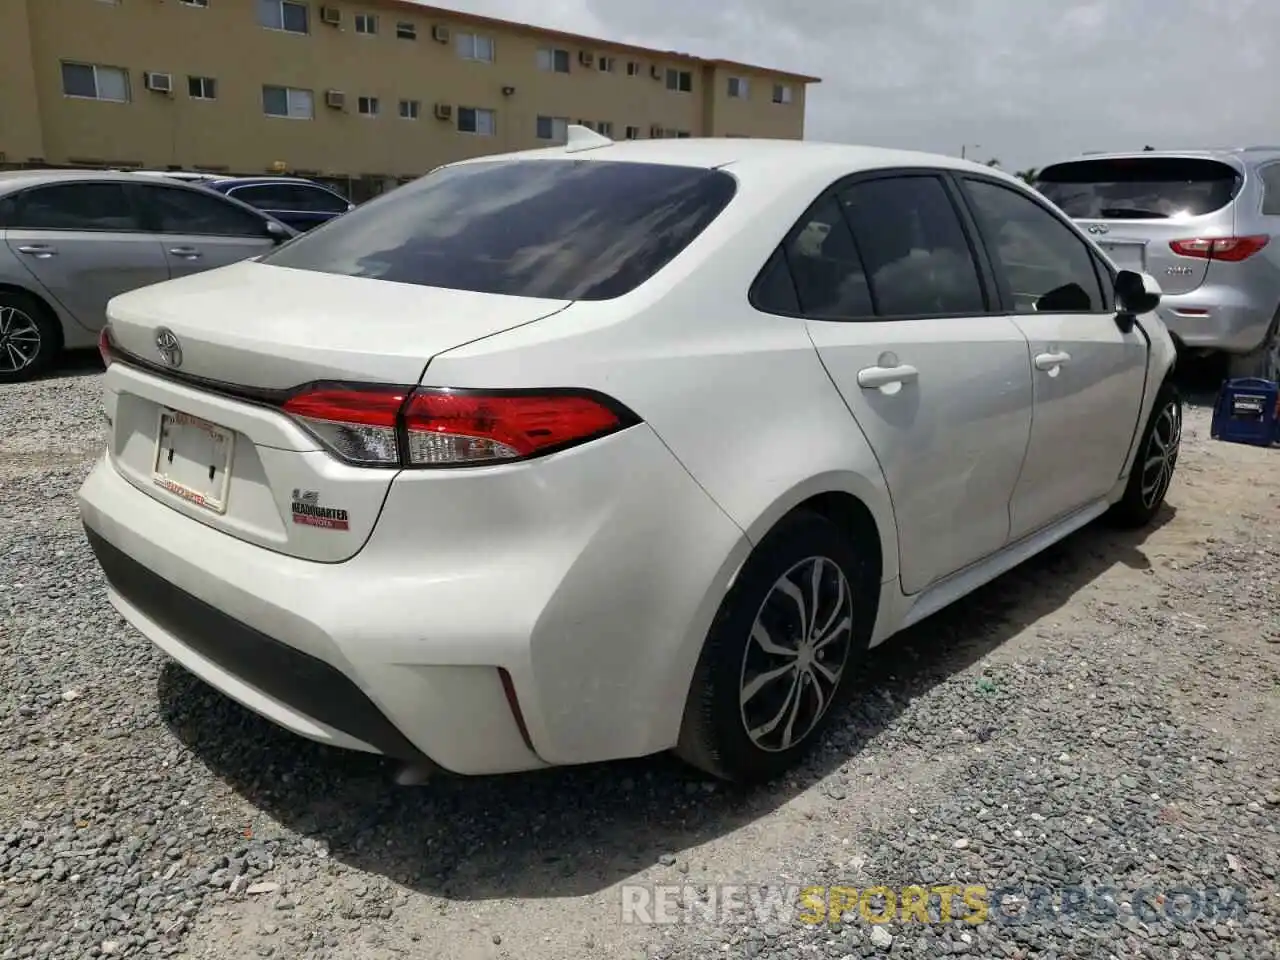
[0,291,60,384]
[675,510,876,784]
[1106,378,1182,529]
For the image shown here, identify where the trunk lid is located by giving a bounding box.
[103,261,571,562]
[106,260,571,388]
[1036,154,1242,296]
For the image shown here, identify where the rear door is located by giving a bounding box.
[1035,156,1243,295]
[783,171,1035,595]
[3,180,169,330]
[957,173,1149,539]
[133,181,278,277]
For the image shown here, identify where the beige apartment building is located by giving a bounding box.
[0,0,818,192]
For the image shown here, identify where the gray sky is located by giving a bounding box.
[428,0,1280,171]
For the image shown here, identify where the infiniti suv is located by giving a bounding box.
[1035,147,1280,380]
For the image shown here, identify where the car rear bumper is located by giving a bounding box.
[1157,287,1274,354]
[77,423,748,775]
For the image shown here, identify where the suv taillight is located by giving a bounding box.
[280,384,638,468]
[1169,235,1269,262]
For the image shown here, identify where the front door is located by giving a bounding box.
[957,175,1150,540]
[3,180,170,330]
[132,182,278,279]
[769,172,1035,595]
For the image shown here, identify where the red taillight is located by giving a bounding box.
[1169,235,1269,262]
[98,327,114,368]
[280,384,635,468]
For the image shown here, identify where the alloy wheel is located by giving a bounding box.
[1140,399,1181,510]
[738,556,854,753]
[0,305,42,374]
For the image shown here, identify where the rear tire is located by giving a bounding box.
[1106,378,1182,529]
[1226,312,1280,381]
[0,290,60,384]
[675,510,876,784]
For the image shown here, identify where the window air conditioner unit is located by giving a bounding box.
[432,24,450,42]
[325,90,346,109]
[433,102,453,120]
[320,6,341,25]
[144,72,173,94]
[578,51,594,66]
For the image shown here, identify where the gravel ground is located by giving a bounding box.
[2,356,1278,960]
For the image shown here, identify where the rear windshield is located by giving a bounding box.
[260,158,737,300]
[1035,157,1241,219]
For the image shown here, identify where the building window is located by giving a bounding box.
[262,85,313,118]
[399,99,420,119]
[188,75,217,100]
[676,130,691,138]
[354,13,377,34]
[358,95,380,116]
[395,21,416,39]
[727,76,749,99]
[596,121,614,137]
[626,61,640,76]
[179,0,209,7]
[537,47,570,73]
[535,115,568,141]
[456,32,494,62]
[598,56,615,73]
[772,83,793,104]
[257,0,309,34]
[457,107,495,135]
[61,62,130,102]
[665,68,693,93]
[624,125,640,140]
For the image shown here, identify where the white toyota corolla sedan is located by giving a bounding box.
[78,129,1181,784]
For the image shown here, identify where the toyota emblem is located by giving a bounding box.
[154,327,183,368]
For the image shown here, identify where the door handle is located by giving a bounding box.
[169,246,202,259]
[1034,351,1071,371]
[16,244,57,258]
[856,363,919,390]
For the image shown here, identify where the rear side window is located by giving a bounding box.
[8,182,141,231]
[1036,157,1242,219]
[777,196,873,319]
[261,159,738,300]
[839,176,986,318]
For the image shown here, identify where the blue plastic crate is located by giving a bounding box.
[1210,377,1280,447]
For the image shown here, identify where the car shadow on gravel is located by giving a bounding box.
[155,503,1175,901]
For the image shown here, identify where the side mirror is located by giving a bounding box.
[1115,269,1161,315]
[264,220,289,244]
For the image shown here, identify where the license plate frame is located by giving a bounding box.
[152,408,235,515]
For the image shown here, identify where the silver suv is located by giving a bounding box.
[1035,147,1280,380]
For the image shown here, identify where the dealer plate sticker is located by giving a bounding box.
[290,488,350,531]
[153,409,234,514]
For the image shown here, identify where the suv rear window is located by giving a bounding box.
[1035,157,1241,219]
[260,159,737,300]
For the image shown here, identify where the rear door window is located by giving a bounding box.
[838,175,987,318]
[1035,157,1242,219]
[260,159,737,300]
[8,182,142,231]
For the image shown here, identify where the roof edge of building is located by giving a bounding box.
[383,1,821,83]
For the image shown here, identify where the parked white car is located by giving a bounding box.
[78,130,1180,784]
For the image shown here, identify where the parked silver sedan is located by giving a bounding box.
[0,170,296,382]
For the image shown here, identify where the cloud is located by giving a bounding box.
[421,0,1280,170]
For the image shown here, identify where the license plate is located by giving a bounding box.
[152,408,235,514]
[1098,241,1146,272]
